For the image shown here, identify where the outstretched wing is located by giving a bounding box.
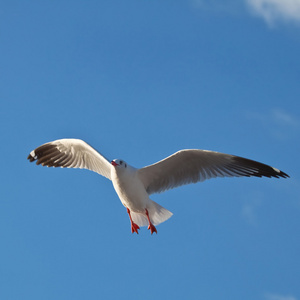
[138,149,289,195]
[27,138,112,180]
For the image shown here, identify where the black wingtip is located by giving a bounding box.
[277,170,290,179]
[27,153,35,162]
[232,156,289,179]
[27,143,69,168]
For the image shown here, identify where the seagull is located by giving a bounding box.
[27,138,289,234]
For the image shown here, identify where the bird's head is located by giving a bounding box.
[111,159,127,169]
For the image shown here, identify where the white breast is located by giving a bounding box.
[111,165,149,213]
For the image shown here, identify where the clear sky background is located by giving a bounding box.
[1,1,299,300]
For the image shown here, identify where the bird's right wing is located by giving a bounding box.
[138,149,289,195]
[27,138,112,180]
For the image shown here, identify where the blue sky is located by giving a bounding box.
[1,1,299,299]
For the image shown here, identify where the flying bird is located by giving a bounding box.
[27,138,289,234]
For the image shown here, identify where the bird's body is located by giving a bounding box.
[110,161,173,233]
[28,138,289,234]
[111,162,145,212]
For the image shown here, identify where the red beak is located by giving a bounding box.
[111,161,119,167]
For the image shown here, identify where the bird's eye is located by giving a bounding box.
[120,161,123,165]
[125,164,127,168]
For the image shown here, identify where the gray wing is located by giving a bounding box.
[138,149,289,195]
[27,138,112,180]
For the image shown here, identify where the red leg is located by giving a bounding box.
[126,208,140,234]
[145,209,157,235]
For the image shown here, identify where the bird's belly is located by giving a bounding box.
[112,178,148,213]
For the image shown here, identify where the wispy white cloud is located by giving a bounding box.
[246,108,300,140]
[242,203,257,225]
[246,0,300,26]
[241,197,262,225]
[271,108,300,127]
[264,292,298,300]
[191,0,300,27]
[190,0,243,14]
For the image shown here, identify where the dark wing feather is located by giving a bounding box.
[27,138,112,179]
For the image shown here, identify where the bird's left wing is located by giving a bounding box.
[27,138,112,180]
[138,149,289,195]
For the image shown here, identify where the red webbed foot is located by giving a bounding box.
[131,222,140,234]
[126,208,140,234]
[147,223,157,235]
[145,209,157,235]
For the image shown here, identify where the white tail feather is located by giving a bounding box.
[130,212,148,227]
[131,200,173,227]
